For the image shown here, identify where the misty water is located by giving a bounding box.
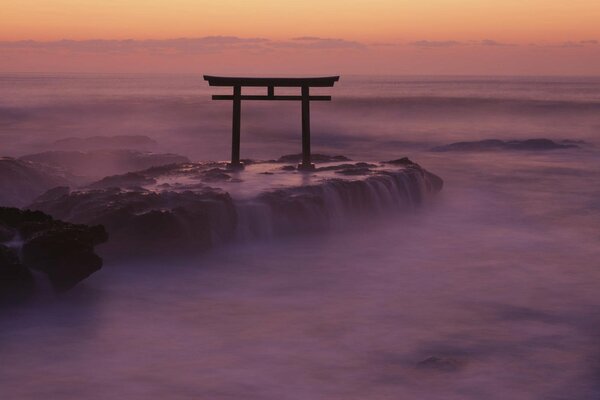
[2,75,600,399]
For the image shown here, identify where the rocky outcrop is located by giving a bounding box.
[0,207,107,300]
[20,149,190,180]
[29,155,443,255]
[30,188,237,257]
[0,157,70,207]
[431,138,579,152]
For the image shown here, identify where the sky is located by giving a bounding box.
[1,0,600,75]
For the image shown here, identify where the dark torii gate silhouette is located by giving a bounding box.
[204,75,340,170]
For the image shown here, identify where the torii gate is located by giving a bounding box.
[204,75,340,170]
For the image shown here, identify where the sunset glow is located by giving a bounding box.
[1,1,600,74]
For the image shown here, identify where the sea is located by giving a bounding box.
[1,74,600,399]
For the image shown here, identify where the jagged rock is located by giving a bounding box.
[431,138,579,152]
[0,207,107,294]
[30,188,237,257]
[276,154,351,163]
[0,157,70,207]
[20,150,190,180]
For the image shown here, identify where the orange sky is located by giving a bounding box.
[1,1,600,74]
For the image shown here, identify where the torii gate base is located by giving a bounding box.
[204,75,340,171]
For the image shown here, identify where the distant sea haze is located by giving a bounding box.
[1,74,599,160]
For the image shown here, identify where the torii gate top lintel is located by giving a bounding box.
[204,75,340,170]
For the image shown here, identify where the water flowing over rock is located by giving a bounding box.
[29,156,443,256]
[0,207,107,300]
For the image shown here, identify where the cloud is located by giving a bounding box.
[580,40,598,45]
[0,36,367,54]
[477,39,516,47]
[0,36,272,54]
[409,40,462,48]
[274,37,366,49]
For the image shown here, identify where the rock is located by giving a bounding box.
[384,157,416,166]
[19,150,190,180]
[30,188,237,257]
[0,157,70,207]
[0,224,16,242]
[504,139,579,151]
[201,168,232,182]
[33,186,71,203]
[21,224,107,291]
[431,138,578,152]
[276,154,352,163]
[0,207,107,292]
[0,244,34,304]
[88,172,157,189]
[51,135,158,151]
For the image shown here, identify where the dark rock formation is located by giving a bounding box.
[431,138,579,152]
[30,188,237,257]
[0,207,107,297]
[384,157,416,166]
[20,150,190,180]
[88,172,157,189]
[0,157,70,207]
[51,135,158,151]
[276,154,352,163]
[30,155,443,254]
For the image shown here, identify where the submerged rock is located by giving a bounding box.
[432,138,579,152]
[0,157,70,207]
[0,207,107,296]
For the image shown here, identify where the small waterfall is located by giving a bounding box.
[233,167,442,240]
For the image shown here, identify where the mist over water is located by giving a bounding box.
[1,74,600,399]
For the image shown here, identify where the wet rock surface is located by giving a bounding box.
[0,207,107,300]
[431,138,580,152]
